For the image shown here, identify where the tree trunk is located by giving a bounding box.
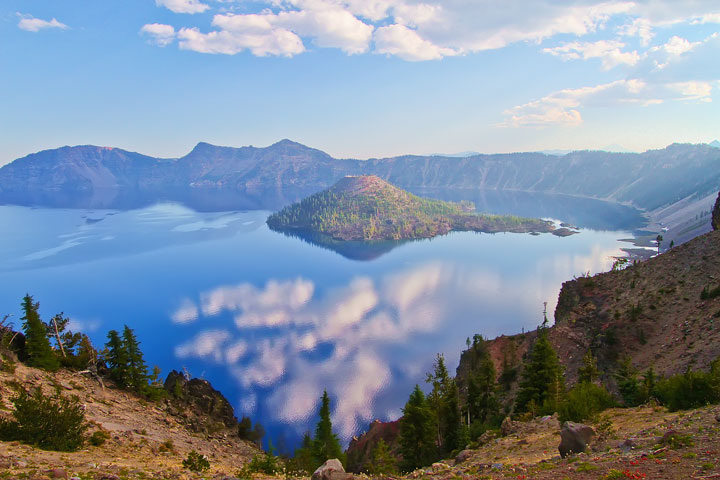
[52,316,67,358]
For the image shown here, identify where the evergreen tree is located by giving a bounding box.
[614,356,639,406]
[291,432,317,474]
[122,325,149,393]
[20,295,59,371]
[399,385,436,472]
[368,439,397,475]
[467,339,499,425]
[425,353,451,448]
[312,390,344,465]
[105,329,128,386]
[577,350,600,384]
[515,329,565,415]
[440,379,461,454]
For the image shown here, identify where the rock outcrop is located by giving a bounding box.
[713,190,720,230]
[559,422,595,458]
[346,419,401,473]
[164,370,237,433]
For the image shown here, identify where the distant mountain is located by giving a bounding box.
[266,175,555,242]
[1,140,719,213]
[429,151,481,158]
[710,140,720,148]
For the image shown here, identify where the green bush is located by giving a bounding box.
[558,382,614,422]
[89,430,110,446]
[182,450,210,472]
[654,361,720,411]
[238,453,282,478]
[0,387,88,451]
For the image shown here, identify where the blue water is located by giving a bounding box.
[0,196,644,453]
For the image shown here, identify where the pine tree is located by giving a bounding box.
[578,350,600,384]
[399,385,436,472]
[515,329,565,415]
[614,356,639,406]
[105,329,128,386]
[20,295,59,371]
[440,380,462,454]
[368,439,397,475]
[312,390,344,465]
[425,353,451,448]
[122,325,149,393]
[467,338,499,425]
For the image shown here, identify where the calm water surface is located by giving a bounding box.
[0,193,645,452]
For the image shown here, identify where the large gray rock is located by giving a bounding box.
[558,422,595,458]
[312,459,353,480]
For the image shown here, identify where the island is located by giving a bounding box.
[267,175,572,241]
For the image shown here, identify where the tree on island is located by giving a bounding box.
[20,294,59,372]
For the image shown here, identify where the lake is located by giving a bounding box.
[0,190,646,453]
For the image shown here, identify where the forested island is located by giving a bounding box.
[267,175,567,241]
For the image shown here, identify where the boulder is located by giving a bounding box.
[312,459,353,480]
[713,191,720,231]
[558,422,595,458]
[454,449,474,465]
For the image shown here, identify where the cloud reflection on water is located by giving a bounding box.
[171,240,623,440]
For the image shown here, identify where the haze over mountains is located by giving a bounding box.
[1,140,718,217]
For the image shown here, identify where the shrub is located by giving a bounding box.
[654,361,720,411]
[159,439,176,454]
[237,453,282,478]
[0,387,88,451]
[558,382,614,423]
[182,450,210,472]
[89,430,110,446]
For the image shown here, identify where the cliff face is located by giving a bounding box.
[346,419,401,473]
[456,228,720,397]
[713,191,720,230]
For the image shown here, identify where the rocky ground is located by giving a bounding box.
[0,363,258,480]
[402,405,720,480]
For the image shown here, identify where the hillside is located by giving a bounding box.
[1,141,719,219]
[266,176,559,241]
[0,363,259,479]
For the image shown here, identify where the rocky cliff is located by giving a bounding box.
[713,190,720,230]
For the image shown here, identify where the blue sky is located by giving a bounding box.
[2,0,719,165]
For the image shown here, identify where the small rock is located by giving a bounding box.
[312,459,353,480]
[60,382,73,391]
[559,421,595,458]
[454,449,473,465]
[95,474,120,480]
[15,460,28,468]
[46,469,68,479]
[618,438,637,453]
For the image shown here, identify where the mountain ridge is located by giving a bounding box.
[1,141,719,215]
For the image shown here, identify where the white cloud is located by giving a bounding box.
[374,24,456,61]
[175,329,232,362]
[17,14,68,32]
[502,77,714,127]
[156,0,210,14]
[143,1,720,62]
[543,40,640,70]
[171,298,198,323]
[177,26,305,56]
